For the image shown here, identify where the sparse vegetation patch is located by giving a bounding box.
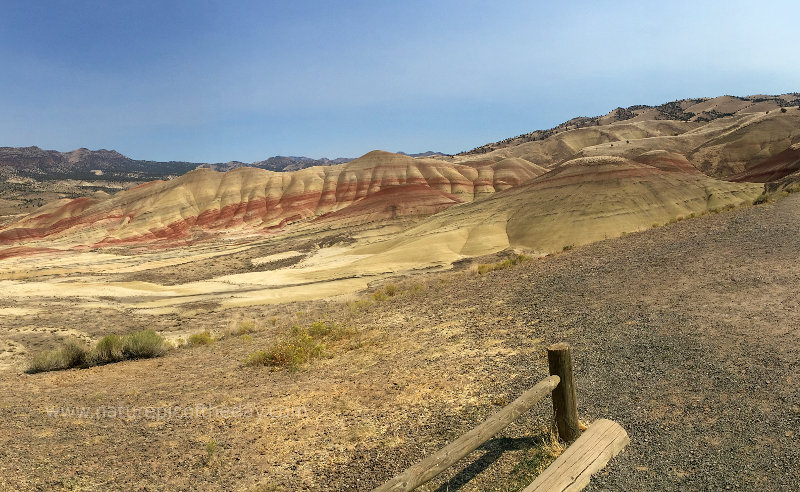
[235,321,256,334]
[753,193,770,205]
[26,330,166,374]
[473,253,531,275]
[245,321,357,370]
[188,331,215,346]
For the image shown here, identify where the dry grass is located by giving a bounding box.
[233,321,256,335]
[92,334,124,363]
[244,331,324,370]
[122,330,167,359]
[244,320,357,370]
[187,331,215,346]
[472,254,531,275]
[26,339,88,373]
[494,428,566,491]
[753,193,770,205]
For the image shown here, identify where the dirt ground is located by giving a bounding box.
[1,195,800,490]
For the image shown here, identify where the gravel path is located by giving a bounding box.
[502,196,800,490]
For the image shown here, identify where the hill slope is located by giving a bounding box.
[452,94,800,179]
[0,151,543,247]
[346,155,760,268]
[461,93,800,157]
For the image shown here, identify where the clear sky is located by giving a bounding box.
[2,0,799,162]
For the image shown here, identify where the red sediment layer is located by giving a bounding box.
[729,147,800,183]
[633,154,700,174]
[0,246,60,261]
[530,164,665,190]
[315,184,461,223]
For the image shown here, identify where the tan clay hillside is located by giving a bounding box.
[0,150,543,249]
[452,95,800,179]
[459,93,800,158]
[729,142,800,183]
[347,155,761,264]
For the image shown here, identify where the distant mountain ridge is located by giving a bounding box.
[0,146,353,181]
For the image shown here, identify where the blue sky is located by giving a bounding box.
[2,1,799,162]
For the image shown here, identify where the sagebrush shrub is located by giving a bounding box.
[122,330,165,358]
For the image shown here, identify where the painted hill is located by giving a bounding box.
[338,155,761,270]
[728,143,800,183]
[0,150,543,247]
[451,103,800,180]
[461,93,800,157]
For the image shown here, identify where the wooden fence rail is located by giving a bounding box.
[524,419,629,492]
[373,375,560,492]
[373,342,627,492]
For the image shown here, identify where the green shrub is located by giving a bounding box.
[27,330,165,374]
[122,330,166,358]
[26,339,88,374]
[188,331,214,346]
[370,282,402,301]
[92,334,125,364]
[753,193,769,205]
[308,321,331,338]
[308,321,354,341]
[348,299,372,313]
[243,350,271,366]
[26,349,69,374]
[203,438,220,466]
[475,253,531,275]
[61,340,88,367]
[206,439,218,453]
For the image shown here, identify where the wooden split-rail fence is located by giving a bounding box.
[373,342,629,492]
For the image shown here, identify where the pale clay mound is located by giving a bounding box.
[348,156,761,267]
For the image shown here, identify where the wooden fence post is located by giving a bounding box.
[547,342,580,442]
